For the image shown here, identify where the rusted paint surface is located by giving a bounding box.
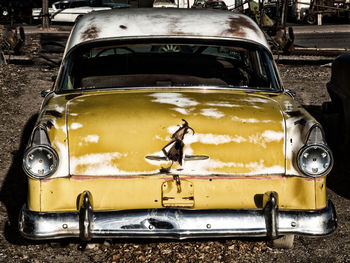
[224,17,259,38]
[66,9,269,55]
[34,94,70,179]
[45,110,63,118]
[45,120,54,129]
[285,110,302,117]
[81,25,100,41]
[294,118,307,126]
[273,93,319,175]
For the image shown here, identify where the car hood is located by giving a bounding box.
[66,89,285,176]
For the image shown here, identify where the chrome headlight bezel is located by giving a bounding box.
[297,124,333,177]
[297,144,333,178]
[23,145,59,179]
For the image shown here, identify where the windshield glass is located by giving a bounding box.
[59,40,281,91]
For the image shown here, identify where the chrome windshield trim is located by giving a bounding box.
[56,85,283,95]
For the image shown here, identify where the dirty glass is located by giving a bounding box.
[60,42,280,91]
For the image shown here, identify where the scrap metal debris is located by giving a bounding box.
[0,25,25,64]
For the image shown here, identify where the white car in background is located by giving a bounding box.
[153,0,178,8]
[32,0,111,23]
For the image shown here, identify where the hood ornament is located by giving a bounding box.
[161,119,195,173]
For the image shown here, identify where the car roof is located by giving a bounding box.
[65,8,269,54]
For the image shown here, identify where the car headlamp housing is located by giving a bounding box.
[297,124,333,177]
[23,145,59,179]
[297,144,332,177]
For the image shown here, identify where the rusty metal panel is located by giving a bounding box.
[162,176,194,207]
[65,9,269,55]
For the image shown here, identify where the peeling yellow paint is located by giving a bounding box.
[28,178,41,211]
[28,175,326,212]
[315,177,327,208]
[28,89,329,214]
[63,89,286,175]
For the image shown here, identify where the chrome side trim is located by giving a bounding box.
[19,200,337,240]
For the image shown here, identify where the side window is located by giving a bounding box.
[253,51,267,79]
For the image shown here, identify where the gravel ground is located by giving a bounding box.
[0,35,350,263]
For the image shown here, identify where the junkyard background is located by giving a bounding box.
[1,0,350,262]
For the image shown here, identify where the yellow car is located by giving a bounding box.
[19,8,336,248]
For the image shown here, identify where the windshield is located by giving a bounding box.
[59,40,281,92]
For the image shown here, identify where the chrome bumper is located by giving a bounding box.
[19,192,337,241]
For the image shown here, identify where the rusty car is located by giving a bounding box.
[19,8,336,248]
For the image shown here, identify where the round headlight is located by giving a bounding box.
[23,145,58,179]
[297,145,333,177]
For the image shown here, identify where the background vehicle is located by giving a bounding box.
[153,0,178,8]
[101,0,131,8]
[290,0,350,23]
[304,0,350,24]
[32,0,111,23]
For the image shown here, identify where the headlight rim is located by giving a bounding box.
[23,144,59,179]
[297,143,333,178]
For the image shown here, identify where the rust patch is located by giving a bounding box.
[294,118,307,126]
[171,31,185,35]
[151,14,168,19]
[224,17,259,38]
[45,120,54,129]
[81,25,100,41]
[46,110,63,118]
[65,93,82,100]
[286,110,302,117]
[119,25,127,30]
[167,17,185,36]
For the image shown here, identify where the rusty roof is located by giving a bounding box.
[65,8,269,54]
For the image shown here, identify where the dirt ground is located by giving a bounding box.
[0,35,350,263]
